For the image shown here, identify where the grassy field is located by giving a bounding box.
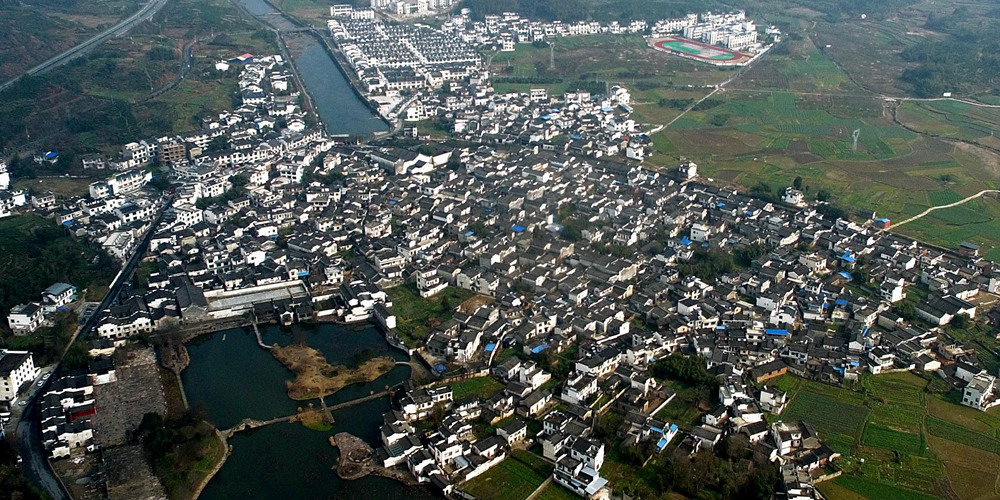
[386,284,475,346]
[461,450,553,500]
[779,379,868,453]
[533,483,580,500]
[14,176,94,198]
[654,382,711,430]
[449,376,506,400]
[894,195,1000,261]
[774,372,1000,500]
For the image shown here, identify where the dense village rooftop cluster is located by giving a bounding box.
[326,7,775,122]
[328,12,481,119]
[0,33,998,498]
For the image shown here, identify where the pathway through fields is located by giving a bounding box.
[883,189,1000,230]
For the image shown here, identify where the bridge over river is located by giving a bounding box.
[221,388,396,435]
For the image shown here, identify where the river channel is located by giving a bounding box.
[183,323,438,499]
[240,0,389,137]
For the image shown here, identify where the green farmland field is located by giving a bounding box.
[770,372,1000,500]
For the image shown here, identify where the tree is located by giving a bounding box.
[229,173,249,187]
[206,136,228,153]
[951,313,971,329]
[793,176,803,189]
[895,300,917,321]
[652,354,718,389]
[817,189,832,202]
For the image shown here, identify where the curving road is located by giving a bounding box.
[13,195,173,500]
[0,0,170,93]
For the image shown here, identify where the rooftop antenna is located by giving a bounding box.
[852,128,861,152]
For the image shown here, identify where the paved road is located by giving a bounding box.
[13,195,173,500]
[0,0,170,93]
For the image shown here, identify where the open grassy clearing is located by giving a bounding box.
[14,176,94,198]
[386,284,475,346]
[461,450,553,500]
[448,376,506,400]
[533,483,580,500]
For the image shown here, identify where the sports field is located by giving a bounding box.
[649,36,752,65]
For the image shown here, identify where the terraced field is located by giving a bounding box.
[771,373,1000,500]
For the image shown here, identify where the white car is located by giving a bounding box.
[41,373,50,380]
[17,400,26,407]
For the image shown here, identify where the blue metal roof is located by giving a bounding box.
[765,329,788,335]
[839,271,852,280]
[530,343,548,354]
[835,298,849,306]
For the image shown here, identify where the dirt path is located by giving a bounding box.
[525,477,553,500]
[886,189,1000,230]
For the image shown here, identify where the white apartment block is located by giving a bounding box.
[0,350,39,402]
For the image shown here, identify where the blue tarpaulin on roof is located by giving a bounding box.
[765,329,789,336]
[511,224,526,233]
[680,236,691,245]
[530,344,548,354]
[841,251,855,262]
[835,298,848,306]
[433,364,447,373]
[484,343,497,352]
[839,271,852,280]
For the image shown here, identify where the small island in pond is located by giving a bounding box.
[271,344,395,400]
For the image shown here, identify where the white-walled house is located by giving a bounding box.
[0,350,39,402]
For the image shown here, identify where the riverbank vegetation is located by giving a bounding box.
[271,344,395,400]
[137,412,226,500]
[295,404,333,431]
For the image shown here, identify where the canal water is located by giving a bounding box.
[183,324,437,500]
[240,0,389,136]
